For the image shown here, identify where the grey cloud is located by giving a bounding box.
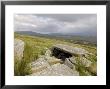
[34,14,96,23]
[35,24,60,34]
[14,14,97,36]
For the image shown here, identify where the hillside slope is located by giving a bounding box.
[14,33,97,76]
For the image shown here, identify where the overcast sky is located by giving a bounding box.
[14,14,97,36]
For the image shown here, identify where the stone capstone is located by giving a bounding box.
[52,44,88,56]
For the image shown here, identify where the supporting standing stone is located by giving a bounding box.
[14,39,24,60]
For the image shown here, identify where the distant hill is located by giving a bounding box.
[15,31,43,36]
[15,31,97,45]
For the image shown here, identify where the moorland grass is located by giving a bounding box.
[14,33,97,76]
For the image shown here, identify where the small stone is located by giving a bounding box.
[46,57,62,65]
[79,57,92,67]
[88,63,97,75]
[45,49,51,56]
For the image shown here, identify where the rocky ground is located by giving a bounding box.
[29,45,92,76]
[14,38,96,76]
[30,55,79,76]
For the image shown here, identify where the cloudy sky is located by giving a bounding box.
[14,14,97,36]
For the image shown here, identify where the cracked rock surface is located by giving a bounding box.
[30,55,79,76]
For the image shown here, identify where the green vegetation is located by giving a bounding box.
[14,57,32,76]
[75,56,96,76]
[14,33,97,76]
[14,42,32,76]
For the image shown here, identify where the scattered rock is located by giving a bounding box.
[14,39,24,60]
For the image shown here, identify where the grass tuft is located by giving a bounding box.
[14,43,32,76]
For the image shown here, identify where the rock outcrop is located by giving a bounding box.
[30,55,79,76]
[30,44,95,76]
[31,63,79,76]
[14,39,24,60]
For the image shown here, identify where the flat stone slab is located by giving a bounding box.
[52,44,88,56]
